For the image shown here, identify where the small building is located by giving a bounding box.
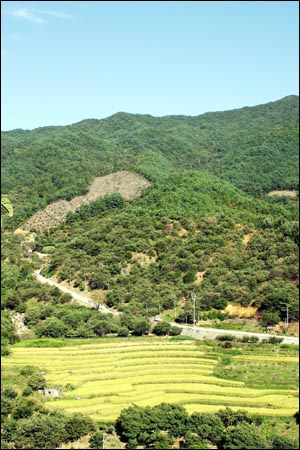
[38,388,61,398]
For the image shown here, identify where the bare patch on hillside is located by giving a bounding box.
[131,252,157,268]
[242,231,257,249]
[224,303,257,319]
[194,270,207,285]
[19,171,151,233]
[267,190,298,197]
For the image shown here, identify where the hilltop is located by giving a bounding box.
[1,95,298,228]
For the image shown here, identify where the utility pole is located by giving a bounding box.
[191,292,196,326]
[285,304,289,335]
[102,432,105,450]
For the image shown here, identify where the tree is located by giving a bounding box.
[63,413,95,442]
[132,318,151,336]
[89,432,104,449]
[180,432,208,449]
[260,310,281,327]
[153,321,171,336]
[219,422,268,449]
[12,413,66,449]
[152,403,189,438]
[272,435,299,449]
[115,405,155,443]
[188,412,224,445]
[35,317,70,338]
[144,431,173,449]
[27,373,47,391]
[216,408,259,428]
[170,325,182,336]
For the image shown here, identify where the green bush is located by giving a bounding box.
[216,334,236,342]
[153,321,171,336]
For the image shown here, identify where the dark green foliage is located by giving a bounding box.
[131,318,151,336]
[144,432,174,449]
[170,325,182,336]
[152,403,189,438]
[152,321,171,336]
[2,96,298,228]
[63,413,95,442]
[89,432,104,449]
[115,404,294,450]
[118,326,130,337]
[35,317,71,338]
[12,398,37,419]
[19,366,37,376]
[27,373,47,391]
[22,386,34,397]
[33,168,298,326]
[260,310,281,327]
[2,387,18,399]
[271,435,299,449]
[180,432,209,449]
[188,412,224,445]
[115,405,153,443]
[216,408,261,428]
[219,422,268,449]
[216,334,236,342]
[9,413,66,449]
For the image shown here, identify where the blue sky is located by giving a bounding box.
[1,1,299,130]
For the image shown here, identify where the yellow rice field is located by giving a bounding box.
[2,338,298,422]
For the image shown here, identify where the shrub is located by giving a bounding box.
[22,387,33,397]
[170,326,182,336]
[19,366,36,376]
[64,413,95,442]
[272,435,299,449]
[89,432,104,449]
[267,336,284,344]
[216,334,236,342]
[220,422,268,449]
[27,373,46,391]
[153,322,171,336]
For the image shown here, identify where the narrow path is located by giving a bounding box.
[33,270,118,316]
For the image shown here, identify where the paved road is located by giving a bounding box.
[170,322,299,345]
[33,270,118,316]
[33,270,298,344]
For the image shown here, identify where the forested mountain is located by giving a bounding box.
[1,96,299,333]
[1,95,298,228]
[33,170,298,326]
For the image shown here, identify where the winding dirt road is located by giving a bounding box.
[33,270,118,316]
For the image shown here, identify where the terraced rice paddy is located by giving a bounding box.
[2,339,298,422]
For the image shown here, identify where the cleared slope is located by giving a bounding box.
[18,171,150,232]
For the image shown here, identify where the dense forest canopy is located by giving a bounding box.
[1,95,298,227]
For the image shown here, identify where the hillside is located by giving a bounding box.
[1,95,298,228]
[1,96,299,342]
[35,170,298,329]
